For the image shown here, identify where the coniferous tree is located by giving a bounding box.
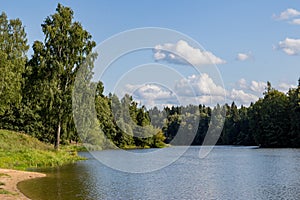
[288,78,300,147]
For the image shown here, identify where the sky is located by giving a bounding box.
[1,0,300,108]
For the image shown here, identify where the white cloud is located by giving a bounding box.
[153,40,226,66]
[174,74,259,106]
[121,74,227,108]
[290,18,300,25]
[274,8,300,20]
[174,73,226,97]
[122,84,178,108]
[278,38,300,55]
[230,89,258,105]
[125,84,175,100]
[174,73,227,106]
[236,52,252,61]
[120,76,267,108]
[250,81,267,93]
[153,51,166,60]
[232,79,266,105]
[237,78,247,89]
[236,79,266,94]
[197,95,226,105]
[278,82,297,92]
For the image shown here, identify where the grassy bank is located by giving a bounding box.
[0,129,84,170]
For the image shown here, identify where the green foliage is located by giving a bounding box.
[249,83,290,147]
[0,12,28,122]
[0,130,83,170]
[0,4,299,151]
[151,80,300,148]
[0,3,166,150]
[93,89,167,149]
[24,4,96,149]
[288,79,300,147]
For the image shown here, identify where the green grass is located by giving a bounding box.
[0,173,10,178]
[0,129,85,170]
[0,189,9,195]
[0,188,16,195]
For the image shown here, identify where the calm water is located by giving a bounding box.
[19,146,300,200]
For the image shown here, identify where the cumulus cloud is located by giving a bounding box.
[237,78,247,89]
[121,74,227,107]
[278,82,297,92]
[176,76,290,106]
[236,52,252,61]
[174,74,259,106]
[125,84,175,100]
[230,89,259,105]
[236,53,249,61]
[236,79,267,94]
[173,73,227,105]
[278,38,300,55]
[273,8,300,20]
[174,73,226,97]
[250,81,267,93]
[290,18,300,25]
[122,84,178,108]
[120,75,266,108]
[153,40,226,66]
[232,79,266,105]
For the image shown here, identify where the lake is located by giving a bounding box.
[19,146,300,200]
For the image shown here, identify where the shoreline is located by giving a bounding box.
[0,168,46,200]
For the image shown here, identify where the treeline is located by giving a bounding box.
[0,4,299,149]
[149,81,300,148]
[0,4,165,149]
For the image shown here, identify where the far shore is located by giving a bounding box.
[0,168,46,200]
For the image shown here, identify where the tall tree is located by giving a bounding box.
[250,82,290,147]
[288,78,300,147]
[0,12,28,118]
[27,4,96,149]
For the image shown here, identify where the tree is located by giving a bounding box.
[288,78,300,147]
[236,105,255,145]
[221,102,240,145]
[27,4,96,149]
[250,82,290,147]
[0,12,28,120]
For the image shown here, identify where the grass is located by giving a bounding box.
[0,188,14,195]
[0,173,10,178]
[0,129,85,170]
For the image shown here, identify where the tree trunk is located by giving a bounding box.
[55,121,61,150]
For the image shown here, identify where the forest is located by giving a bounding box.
[0,4,299,149]
[150,80,300,148]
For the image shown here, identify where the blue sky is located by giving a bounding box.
[1,1,300,107]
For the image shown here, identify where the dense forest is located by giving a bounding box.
[150,80,300,147]
[0,4,299,149]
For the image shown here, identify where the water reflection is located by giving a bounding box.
[19,147,300,200]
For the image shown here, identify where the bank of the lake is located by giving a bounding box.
[0,168,45,200]
[0,129,84,170]
[0,129,85,199]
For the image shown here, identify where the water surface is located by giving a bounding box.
[19,146,300,200]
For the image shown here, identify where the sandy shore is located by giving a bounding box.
[0,168,46,200]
